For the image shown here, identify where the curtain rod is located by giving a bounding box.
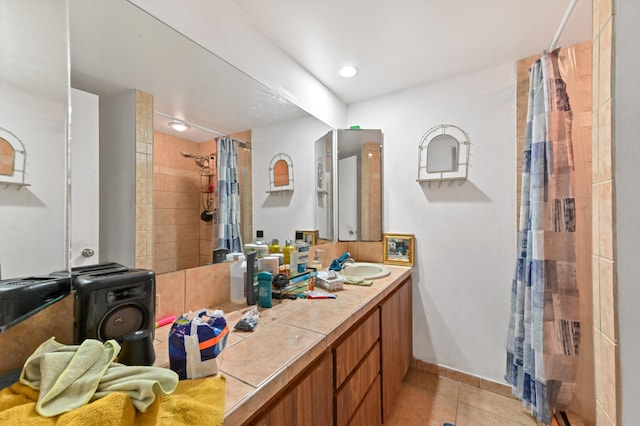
[154,111,250,147]
[549,0,579,50]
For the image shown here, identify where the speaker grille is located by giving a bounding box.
[98,303,145,341]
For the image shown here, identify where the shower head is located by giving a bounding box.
[180,151,214,168]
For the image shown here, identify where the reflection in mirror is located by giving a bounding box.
[69,0,333,273]
[268,153,294,192]
[427,134,459,173]
[337,129,383,242]
[315,131,334,242]
[0,0,70,278]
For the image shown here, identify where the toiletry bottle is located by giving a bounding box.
[257,271,273,308]
[245,251,258,305]
[269,238,281,254]
[310,249,323,271]
[283,239,295,269]
[230,255,246,303]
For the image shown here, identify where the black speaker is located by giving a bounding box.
[73,269,155,345]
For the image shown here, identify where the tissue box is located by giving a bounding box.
[316,271,344,292]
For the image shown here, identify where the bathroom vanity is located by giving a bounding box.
[154,264,412,425]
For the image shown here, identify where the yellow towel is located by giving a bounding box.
[20,337,178,417]
[0,375,226,425]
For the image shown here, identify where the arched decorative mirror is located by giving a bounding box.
[267,153,294,192]
[417,124,470,185]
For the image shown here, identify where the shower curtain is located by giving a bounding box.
[217,137,243,253]
[505,49,580,425]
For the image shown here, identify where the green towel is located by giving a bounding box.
[342,276,373,286]
[20,337,178,417]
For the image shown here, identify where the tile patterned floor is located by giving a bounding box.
[385,368,586,426]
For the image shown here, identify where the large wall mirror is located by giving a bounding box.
[69,0,333,273]
[0,0,70,279]
[2,0,384,289]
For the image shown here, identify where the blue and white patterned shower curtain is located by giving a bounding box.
[217,137,243,253]
[505,49,580,425]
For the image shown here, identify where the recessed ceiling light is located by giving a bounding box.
[168,120,190,132]
[339,65,358,78]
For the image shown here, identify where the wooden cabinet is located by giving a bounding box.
[253,351,333,426]
[336,342,381,425]
[248,275,412,426]
[380,277,412,422]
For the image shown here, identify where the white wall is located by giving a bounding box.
[0,84,67,278]
[98,91,136,266]
[70,88,100,267]
[614,0,640,422]
[347,62,517,383]
[252,115,332,244]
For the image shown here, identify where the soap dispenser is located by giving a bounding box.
[310,249,323,271]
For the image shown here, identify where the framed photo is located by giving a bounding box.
[383,233,414,266]
[296,230,319,246]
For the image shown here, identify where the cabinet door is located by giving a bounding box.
[380,277,412,422]
[264,351,333,426]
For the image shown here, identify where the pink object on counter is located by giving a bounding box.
[155,315,177,328]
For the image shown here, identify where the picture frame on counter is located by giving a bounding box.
[383,233,414,266]
[296,230,318,246]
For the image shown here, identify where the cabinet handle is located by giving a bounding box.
[82,248,95,258]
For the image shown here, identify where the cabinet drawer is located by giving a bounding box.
[348,374,381,426]
[336,341,380,426]
[334,310,380,387]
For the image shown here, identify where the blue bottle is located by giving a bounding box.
[257,271,273,308]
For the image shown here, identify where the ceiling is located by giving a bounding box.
[231,0,592,104]
[68,0,592,141]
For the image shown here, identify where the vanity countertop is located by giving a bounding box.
[153,264,412,425]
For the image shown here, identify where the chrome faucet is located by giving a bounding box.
[341,258,356,268]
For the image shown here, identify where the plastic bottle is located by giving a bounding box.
[283,239,295,267]
[269,238,281,254]
[257,271,273,308]
[230,255,246,303]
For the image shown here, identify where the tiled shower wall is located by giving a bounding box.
[153,132,217,274]
[592,0,617,424]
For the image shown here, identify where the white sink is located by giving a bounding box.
[340,262,390,280]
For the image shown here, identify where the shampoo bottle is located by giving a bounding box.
[283,239,295,269]
[269,238,281,254]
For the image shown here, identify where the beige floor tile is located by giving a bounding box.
[458,383,538,426]
[384,369,459,426]
[456,401,537,426]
